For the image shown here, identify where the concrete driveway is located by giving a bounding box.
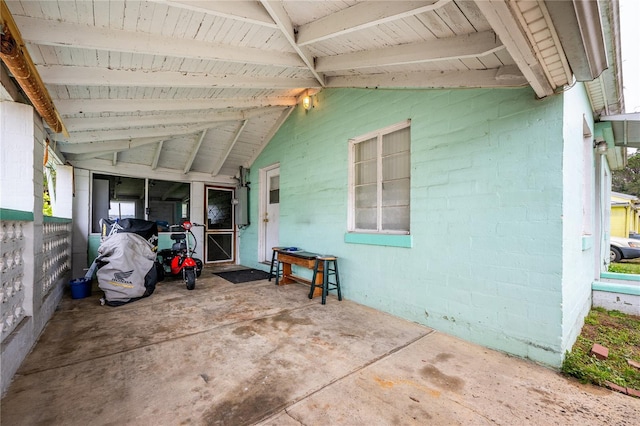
[2,268,638,425]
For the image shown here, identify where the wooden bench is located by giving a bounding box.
[272,248,325,298]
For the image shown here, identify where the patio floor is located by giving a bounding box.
[1,267,638,425]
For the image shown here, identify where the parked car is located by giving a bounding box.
[610,236,640,262]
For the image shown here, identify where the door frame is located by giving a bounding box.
[258,163,280,263]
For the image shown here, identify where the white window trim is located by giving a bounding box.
[348,119,411,235]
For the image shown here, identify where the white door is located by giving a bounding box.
[264,167,280,260]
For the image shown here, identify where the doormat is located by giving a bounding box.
[213,269,271,284]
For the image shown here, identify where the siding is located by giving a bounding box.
[243,87,566,366]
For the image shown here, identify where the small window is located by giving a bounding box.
[269,175,280,204]
[348,120,411,234]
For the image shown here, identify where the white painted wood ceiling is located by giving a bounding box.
[5,0,575,181]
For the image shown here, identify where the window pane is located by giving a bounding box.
[382,205,410,231]
[355,159,376,185]
[382,151,410,181]
[382,178,410,207]
[148,179,190,231]
[355,137,377,162]
[269,175,279,204]
[206,233,234,262]
[207,189,233,230]
[382,178,409,232]
[92,174,146,233]
[355,184,377,208]
[383,127,410,155]
[108,201,136,220]
[355,207,377,230]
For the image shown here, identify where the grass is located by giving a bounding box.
[562,307,640,390]
[608,261,640,274]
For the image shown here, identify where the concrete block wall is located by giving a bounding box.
[560,84,599,358]
[242,87,574,367]
[1,101,67,395]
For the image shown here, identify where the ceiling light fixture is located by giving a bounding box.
[302,95,312,110]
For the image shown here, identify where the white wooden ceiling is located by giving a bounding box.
[4,0,588,182]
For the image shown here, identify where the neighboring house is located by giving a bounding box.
[610,191,640,238]
[2,0,640,395]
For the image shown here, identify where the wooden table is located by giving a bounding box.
[274,249,324,298]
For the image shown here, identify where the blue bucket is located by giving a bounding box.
[70,278,91,299]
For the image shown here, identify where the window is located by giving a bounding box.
[349,120,410,234]
[91,174,190,233]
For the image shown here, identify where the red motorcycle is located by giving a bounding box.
[157,221,203,290]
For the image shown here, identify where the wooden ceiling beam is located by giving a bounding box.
[151,140,164,170]
[260,0,325,87]
[53,122,225,144]
[14,15,302,68]
[67,158,239,184]
[38,65,320,89]
[60,136,168,154]
[244,107,294,168]
[183,130,207,174]
[152,0,277,28]
[55,97,298,115]
[211,120,248,177]
[296,0,450,46]
[326,66,528,88]
[316,31,503,72]
[63,107,283,132]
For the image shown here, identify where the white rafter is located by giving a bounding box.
[152,0,278,28]
[63,107,283,132]
[473,0,554,98]
[296,0,450,46]
[151,140,164,170]
[316,31,503,72]
[14,16,302,69]
[53,123,225,144]
[259,0,325,87]
[60,136,168,154]
[327,67,527,89]
[211,120,249,176]
[184,130,207,174]
[245,107,295,168]
[69,158,239,185]
[66,150,119,161]
[55,97,298,115]
[112,152,118,166]
[38,65,321,89]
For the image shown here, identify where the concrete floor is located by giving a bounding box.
[1,267,639,425]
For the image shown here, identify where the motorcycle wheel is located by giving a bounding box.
[185,269,196,290]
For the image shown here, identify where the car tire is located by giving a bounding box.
[610,246,622,263]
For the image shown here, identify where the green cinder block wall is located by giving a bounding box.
[241,87,567,366]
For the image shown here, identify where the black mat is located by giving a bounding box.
[213,268,271,284]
